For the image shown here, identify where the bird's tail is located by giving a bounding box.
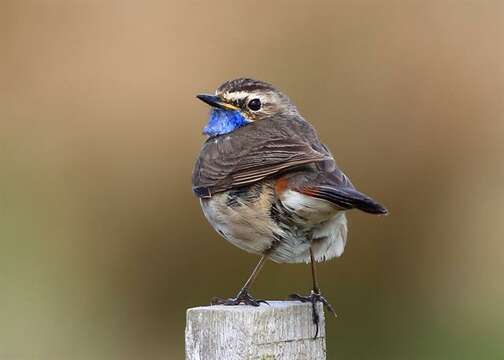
[302,185,389,215]
[342,188,388,215]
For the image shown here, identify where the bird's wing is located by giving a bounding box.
[192,117,331,197]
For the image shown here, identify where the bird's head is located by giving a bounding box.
[197,78,297,137]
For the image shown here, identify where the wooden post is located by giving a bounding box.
[185,301,326,360]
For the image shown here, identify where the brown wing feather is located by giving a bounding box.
[192,115,331,198]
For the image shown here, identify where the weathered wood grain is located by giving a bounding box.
[185,301,326,360]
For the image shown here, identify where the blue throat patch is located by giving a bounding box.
[203,108,250,137]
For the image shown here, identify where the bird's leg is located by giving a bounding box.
[287,247,336,338]
[211,255,268,306]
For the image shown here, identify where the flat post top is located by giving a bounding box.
[185,301,326,360]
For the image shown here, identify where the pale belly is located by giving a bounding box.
[200,180,348,263]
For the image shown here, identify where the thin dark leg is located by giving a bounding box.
[309,247,320,293]
[211,255,268,306]
[287,247,336,338]
[239,254,267,294]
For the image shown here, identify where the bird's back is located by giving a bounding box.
[192,114,330,197]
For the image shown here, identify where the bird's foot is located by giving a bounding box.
[287,290,336,338]
[211,289,268,307]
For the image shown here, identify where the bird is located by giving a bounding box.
[192,78,387,336]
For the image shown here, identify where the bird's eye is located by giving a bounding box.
[247,98,261,111]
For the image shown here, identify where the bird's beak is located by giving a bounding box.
[196,94,239,111]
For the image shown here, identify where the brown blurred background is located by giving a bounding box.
[1,1,503,359]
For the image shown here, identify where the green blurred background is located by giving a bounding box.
[1,1,503,359]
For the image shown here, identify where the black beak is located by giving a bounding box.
[196,94,239,110]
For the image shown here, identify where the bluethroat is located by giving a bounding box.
[192,78,387,336]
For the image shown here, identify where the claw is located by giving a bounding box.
[287,290,336,338]
[211,290,268,307]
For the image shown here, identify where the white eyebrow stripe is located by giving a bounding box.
[220,91,252,100]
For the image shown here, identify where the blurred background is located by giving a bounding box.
[1,1,503,359]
